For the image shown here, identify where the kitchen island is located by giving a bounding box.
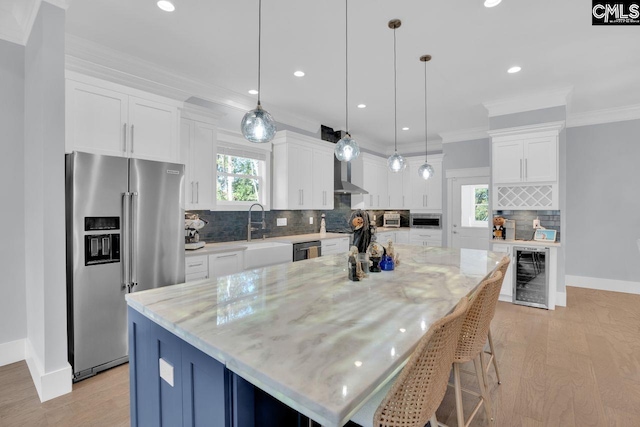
[126,245,503,427]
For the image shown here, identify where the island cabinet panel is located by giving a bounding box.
[128,308,233,427]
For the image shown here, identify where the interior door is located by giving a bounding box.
[450,176,490,250]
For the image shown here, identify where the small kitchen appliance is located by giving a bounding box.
[383,211,401,228]
[185,212,208,250]
[410,213,442,229]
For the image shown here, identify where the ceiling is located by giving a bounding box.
[63,0,640,152]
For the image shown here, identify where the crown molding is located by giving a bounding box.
[0,0,39,45]
[483,87,573,117]
[440,127,489,144]
[566,103,640,128]
[44,0,73,10]
[392,140,443,157]
[65,35,320,133]
[487,121,565,139]
[180,103,226,124]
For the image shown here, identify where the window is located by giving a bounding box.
[461,184,489,228]
[216,143,269,208]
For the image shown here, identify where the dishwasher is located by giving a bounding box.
[513,246,549,309]
[293,241,322,262]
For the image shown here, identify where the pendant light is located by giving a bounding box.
[334,0,360,162]
[418,54,434,180]
[241,0,276,144]
[387,19,406,173]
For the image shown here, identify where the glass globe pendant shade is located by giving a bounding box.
[418,162,434,180]
[241,104,276,143]
[387,152,407,173]
[334,134,360,161]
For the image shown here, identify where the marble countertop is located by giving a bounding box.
[127,245,503,426]
[185,232,350,257]
[491,238,561,247]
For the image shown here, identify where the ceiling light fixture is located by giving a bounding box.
[387,19,406,173]
[241,0,276,143]
[334,0,360,162]
[357,104,366,109]
[157,1,175,12]
[402,127,409,131]
[484,0,502,7]
[293,70,305,77]
[508,66,522,74]
[418,54,434,180]
[248,89,259,95]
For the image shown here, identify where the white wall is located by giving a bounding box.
[0,38,27,365]
[23,2,71,401]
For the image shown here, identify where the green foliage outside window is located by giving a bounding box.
[217,154,261,202]
[475,187,489,221]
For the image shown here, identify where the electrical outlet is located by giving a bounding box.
[277,218,287,226]
[533,219,540,228]
[309,217,313,225]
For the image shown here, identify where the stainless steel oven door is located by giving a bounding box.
[410,214,442,229]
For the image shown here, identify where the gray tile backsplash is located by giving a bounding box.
[493,210,561,241]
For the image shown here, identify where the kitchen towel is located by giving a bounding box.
[308,246,319,259]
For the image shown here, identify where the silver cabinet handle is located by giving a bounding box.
[425,195,428,206]
[378,195,380,206]
[196,182,199,204]
[525,158,528,180]
[123,123,127,153]
[389,196,390,206]
[301,189,304,205]
[187,261,204,267]
[370,195,373,206]
[130,124,135,153]
[402,195,405,207]
[215,253,238,259]
[520,159,523,180]
[121,192,131,290]
[191,182,194,204]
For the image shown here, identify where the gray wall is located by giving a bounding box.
[489,106,566,130]
[24,2,69,374]
[0,39,26,346]
[442,138,492,246]
[566,119,640,283]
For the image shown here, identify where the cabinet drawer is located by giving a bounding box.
[185,255,208,274]
[321,238,350,255]
[186,271,209,282]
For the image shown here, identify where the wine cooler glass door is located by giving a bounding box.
[513,246,549,309]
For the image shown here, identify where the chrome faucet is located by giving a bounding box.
[248,203,266,242]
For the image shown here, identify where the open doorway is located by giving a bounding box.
[447,169,491,250]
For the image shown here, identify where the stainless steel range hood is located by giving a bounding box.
[334,158,368,195]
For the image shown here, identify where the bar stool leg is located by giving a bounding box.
[487,329,501,384]
[429,414,439,427]
[474,355,494,427]
[453,363,465,427]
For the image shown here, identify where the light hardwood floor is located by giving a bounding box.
[1,286,639,426]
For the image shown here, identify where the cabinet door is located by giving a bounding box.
[192,122,216,209]
[377,162,389,209]
[66,80,128,157]
[209,252,243,278]
[377,231,396,244]
[395,230,409,244]
[388,168,406,209]
[409,161,429,209]
[312,148,334,210]
[181,119,195,209]
[426,160,442,210]
[524,136,557,182]
[492,141,523,184]
[129,96,179,163]
[288,144,313,209]
[362,158,378,209]
[321,237,350,255]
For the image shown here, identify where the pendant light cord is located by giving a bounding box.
[393,27,398,153]
[345,0,349,135]
[424,60,428,162]
[257,0,262,106]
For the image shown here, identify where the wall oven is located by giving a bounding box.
[410,213,442,229]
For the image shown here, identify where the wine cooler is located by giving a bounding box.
[513,246,549,309]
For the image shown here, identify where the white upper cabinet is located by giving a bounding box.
[492,134,558,184]
[407,155,443,211]
[272,131,334,210]
[351,154,388,209]
[180,105,220,210]
[66,73,182,163]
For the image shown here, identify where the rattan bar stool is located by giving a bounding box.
[484,256,510,385]
[451,270,504,427]
[351,297,470,427]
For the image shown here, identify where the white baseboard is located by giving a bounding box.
[25,339,72,402]
[566,275,640,295]
[556,291,566,307]
[498,294,512,303]
[0,339,26,367]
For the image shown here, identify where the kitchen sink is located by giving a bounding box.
[243,241,293,270]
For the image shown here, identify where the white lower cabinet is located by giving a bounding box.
[376,231,396,245]
[185,255,209,283]
[321,237,350,255]
[492,244,513,298]
[395,230,410,244]
[409,229,443,247]
[209,251,244,278]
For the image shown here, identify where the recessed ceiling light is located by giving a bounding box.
[157,1,175,12]
[293,70,305,77]
[402,127,409,131]
[357,104,366,109]
[248,89,259,95]
[508,66,522,74]
[484,0,502,7]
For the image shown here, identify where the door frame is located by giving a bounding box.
[445,167,491,247]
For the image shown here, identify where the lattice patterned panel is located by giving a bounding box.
[496,185,555,209]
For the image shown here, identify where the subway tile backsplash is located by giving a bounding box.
[493,210,561,242]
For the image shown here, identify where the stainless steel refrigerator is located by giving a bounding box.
[65,151,185,381]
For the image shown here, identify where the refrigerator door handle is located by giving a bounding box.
[131,192,139,290]
[122,192,131,290]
